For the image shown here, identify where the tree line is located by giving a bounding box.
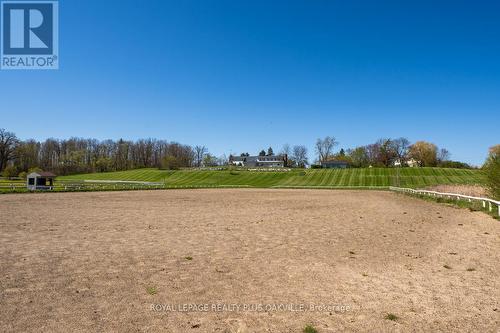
[0,128,480,178]
[310,136,463,168]
[253,136,469,169]
[0,128,203,177]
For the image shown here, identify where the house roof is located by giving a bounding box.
[28,171,56,177]
[231,155,285,162]
[231,156,252,162]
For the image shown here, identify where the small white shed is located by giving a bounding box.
[27,171,56,191]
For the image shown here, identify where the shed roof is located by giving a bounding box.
[28,171,57,177]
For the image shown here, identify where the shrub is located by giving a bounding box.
[1,165,17,179]
[438,160,472,169]
[484,145,500,199]
[303,324,318,333]
[384,313,399,321]
[161,156,181,170]
[28,167,43,174]
[146,286,157,295]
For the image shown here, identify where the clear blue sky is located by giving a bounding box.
[1,0,499,165]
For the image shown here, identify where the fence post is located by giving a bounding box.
[489,202,492,212]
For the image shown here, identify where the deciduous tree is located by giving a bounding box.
[315,136,338,163]
[392,137,410,165]
[203,153,218,167]
[194,145,208,168]
[292,145,308,168]
[280,144,291,157]
[408,141,438,167]
[437,148,450,163]
[347,147,369,167]
[377,138,397,167]
[0,129,19,172]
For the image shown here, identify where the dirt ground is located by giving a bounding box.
[424,184,489,198]
[0,189,498,333]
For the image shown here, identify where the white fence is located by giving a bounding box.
[0,184,24,189]
[390,186,500,216]
[0,182,166,192]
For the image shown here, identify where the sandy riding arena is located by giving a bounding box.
[1,189,498,332]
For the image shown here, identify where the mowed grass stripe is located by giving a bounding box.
[59,167,485,189]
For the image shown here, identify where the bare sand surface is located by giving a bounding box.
[0,189,498,332]
[424,184,489,198]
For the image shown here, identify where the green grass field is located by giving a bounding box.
[57,169,169,183]
[58,167,485,189]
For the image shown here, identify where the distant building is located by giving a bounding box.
[393,158,419,167]
[321,160,349,169]
[229,155,287,168]
[27,171,56,190]
[407,159,419,167]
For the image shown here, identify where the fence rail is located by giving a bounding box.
[1,182,257,192]
[0,184,25,189]
[390,186,500,215]
[0,182,167,192]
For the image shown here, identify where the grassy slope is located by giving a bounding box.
[58,167,485,188]
[57,169,170,183]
